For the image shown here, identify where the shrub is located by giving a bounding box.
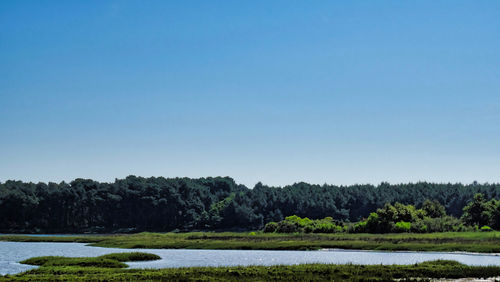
[421,199,446,218]
[276,220,300,233]
[303,224,315,233]
[365,212,381,233]
[422,216,469,232]
[264,215,346,233]
[284,215,313,227]
[312,222,341,233]
[480,225,493,232]
[394,221,411,233]
[263,222,278,233]
[410,220,428,233]
[350,221,367,233]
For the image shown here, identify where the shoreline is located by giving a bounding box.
[320,248,500,256]
[1,231,500,253]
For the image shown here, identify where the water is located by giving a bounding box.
[0,234,99,237]
[1,242,499,275]
[0,242,131,275]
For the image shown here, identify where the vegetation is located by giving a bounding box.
[264,198,500,234]
[1,176,500,233]
[20,256,128,268]
[263,215,346,233]
[20,252,160,269]
[2,231,500,252]
[351,200,469,233]
[462,193,500,228]
[2,258,500,281]
[99,252,161,262]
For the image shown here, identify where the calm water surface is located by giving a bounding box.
[1,242,499,275]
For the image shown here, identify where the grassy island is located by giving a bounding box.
[2,231,500,253]
[2,256,500,281]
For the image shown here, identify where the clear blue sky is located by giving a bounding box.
[1,1,499,187]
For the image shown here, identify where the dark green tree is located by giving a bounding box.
[461,193,494,227]
[421,199,446,218]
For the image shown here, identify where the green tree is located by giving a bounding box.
[421,199,446,218]
[461,194,494,227]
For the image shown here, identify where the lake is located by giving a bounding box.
[1,242,499,275]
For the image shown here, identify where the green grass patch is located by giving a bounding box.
[20,252,160,269]
[21,256,127,268]
[99,252,161,262]
[2,259,500,281]
[2,231,500,253]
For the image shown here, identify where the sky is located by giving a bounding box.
[1,1,499,187]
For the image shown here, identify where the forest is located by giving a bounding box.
[264,196,500,234]
[1,176,500,233]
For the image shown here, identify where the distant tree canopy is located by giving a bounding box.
[461,193,500,228]
[0,176,499,233]
[264,195,500,234]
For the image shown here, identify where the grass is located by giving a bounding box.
[2,256,500,281]
[19,252,160,269]
[2,231,500,252]
[99,252,161,262]
[20,256,128,268]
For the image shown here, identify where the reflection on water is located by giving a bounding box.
[0,242,499,275]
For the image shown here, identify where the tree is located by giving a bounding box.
[461,194,494,227]
[422,199,446,218]
[1,178,499,233]
[491,200,500,230]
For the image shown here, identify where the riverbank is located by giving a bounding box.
[1,232,500,253]
[2,256,500,281]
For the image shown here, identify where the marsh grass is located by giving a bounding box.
[20,252,160,269]
[99,252,160,262]
[2,232,499,280]
[21,256,127,268]
[3,259,500,281]
[1,231,500,252]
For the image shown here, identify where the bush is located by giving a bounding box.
[394,221,411,233]
[410,220,428,233]
[263,222,278,233]
[284,215,313,227]
[365,212,382,233]
[264,215,345,233]
[480,225,493,232]
[350,221,367,233]
[422,216,469,232]
[312,222,342,233]
[262,197,485,234]
[421,199,446,218]
[276,220,300,233]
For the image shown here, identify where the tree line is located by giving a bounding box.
[0,176,499,233]
[264,197,500,234]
